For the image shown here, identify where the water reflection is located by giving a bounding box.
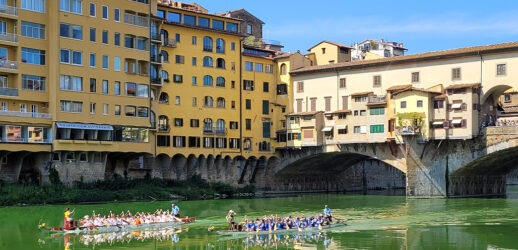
[217,231,332,249]
[78,227,185,247]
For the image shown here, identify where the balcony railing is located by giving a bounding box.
[0,59,18,70]
[0,137,52,143]
[0,32,17,43]
[203,127,214,135]
[158,124,170,132]
[124,13,149,27]
[163,38,176,48]
[150,32,161,41]
[368,95,387,104]
[0,110,51,118]
[215,128,227,135]
[0,5,17,16]
[151,77,163,86]
[0,87,18,96]
[396,126,421,135]
[150,55,162,64]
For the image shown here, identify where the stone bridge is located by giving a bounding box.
[251,126,518,198]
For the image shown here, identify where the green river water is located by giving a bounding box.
[1,186,517,250]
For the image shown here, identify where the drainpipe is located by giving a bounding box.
[478,51,483,136]
[239,38,243,158]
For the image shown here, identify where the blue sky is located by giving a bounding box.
[195,0,518,54]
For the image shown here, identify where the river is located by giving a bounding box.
[0,186,517,249]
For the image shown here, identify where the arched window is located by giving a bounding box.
[203,56,213,67]
[203,36,213,52]
[280,63,287,75]
[160,70,169,82]
[203,118,213,132]
[203,75,213,86]
[161,50,169,63]
[159,92,169,104]
[160,29,169,42]
[216,38,225,53]
[158,115,169,131]
[216,58,225,69]
[216,97,225,108]
[216,77,225,87]
[204,96,213,107]
[216,119,225,133]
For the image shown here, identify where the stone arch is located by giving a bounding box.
[452,145,518,177]
[221,155,232,181]
[171,154,187,180]
[156,153,172,179]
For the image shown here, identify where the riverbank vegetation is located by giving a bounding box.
[0,174,255,206]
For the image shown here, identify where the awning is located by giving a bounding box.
[451,103,462,109]
[451,119,462,124]
[321,126,333,132]
[336,124,347,129]
[432,121,444,125]
[56,122,113,131]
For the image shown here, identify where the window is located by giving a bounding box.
[245,119,252,130]
[297,82,304,93]
[412,72,420,83]
[89,27,96,42]
[89,53,96,67]
[325,97,331,112]
[173,136,186,147]
[373,75,381,87]
[321,48,326,54]
[175,55,185,64]
[262,100,269,114]
[203,36,213,52]
[417,100,423,108]
[114,57,121,71]
[203,75,213,86]
[339,78,346,88]
[231,42,236,51]
[137,38,147,50]
[60,49,82,65]
[227,22,238,32]
[245,99,251,110]
[191,36,197,45]
[246,24,252,34]
[114,105,121,115]
[216,58,225,69]
[434,100,444,109]
[125,82,136,96]
[255,63,263,72]
[245,61,253,71]
[192,76,197,85]
[102,55,108,69]
[22,48,45,65]
[360,110,366,116]
[114,8,120,21]
[22,74,46,91]
[21,0,46,13]
[174,118,183,127]
[114,32,120,46]
[263,122,271,138]
[204,96,213,107]
[89,78,96,92]
[192,57,197,66]
[263,82,269,92]
[216,77,225,87]
[296,99,303,112]
[60,100,83,112]
[60,75,82,91]
[497,64,506,76]
[89,2,95,16]
[370,107,385,115]
[216,38,225,53]
[125,35,135,48]
[230,121,238,130]
[102,5,108,19]
[277,84,288,95]
[400,101,407,108]
[452,67,461,80]
[60,0,82,14]
[90,102,96,114]
[280,64,287,75]
[157,135,170,147]
[310,98,316,111]
[212,19,224,30]
[125,106,136,116]
[173,74,183,83]
[243,80,254,91]
[102,80,108,94]
[167,11,181,23]
[192,97,197,106]
[60,23,82,40]
[21,21,45,39]
[102,30,108,44]
[114,81,121,95]
[203,56,213,67]
[184,15,196,25]
[370,124,384,133]
[190,119,199,127]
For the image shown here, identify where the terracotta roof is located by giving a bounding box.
[332,109,352,114]
[291,41,518,75]
[308,40,353,51]
[434,94,448,99]
[274,52,295,59]
[444,83,481,90]
[386,84,412,92]
[287,111,322,116]
[350,91,373,96]
[502,105,518,113]
[394,87,442,95]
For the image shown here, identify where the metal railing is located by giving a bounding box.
[163,38,176,48]
[0,5,17,16]
[0,59,18,70]
[368,95,386,103]
[0,87,18,96]
[0,32,17,43]
[0,137,52,143]
[124,13,149,27]
[0,110,51,118]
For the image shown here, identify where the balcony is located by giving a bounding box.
[0,32,17,43]
[163,38,176,48]
[151,77,164,86]
[158,124,169,132]
[215,128,227,136]
[396,126,421,135]
[0,87,17,96]
[0,5,17,17]
[0,110,51,119]
[124,13,149,27]
[150,55,162,64]
[203,127,214,135]
[0,137,51,143]
[367,95,387,105]
[0,59,18,70]
[150,32,161,41]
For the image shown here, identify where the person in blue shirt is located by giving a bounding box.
[171,203,180,217]
[323,205,332,223]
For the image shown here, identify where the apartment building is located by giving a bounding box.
[290,42,518,149]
